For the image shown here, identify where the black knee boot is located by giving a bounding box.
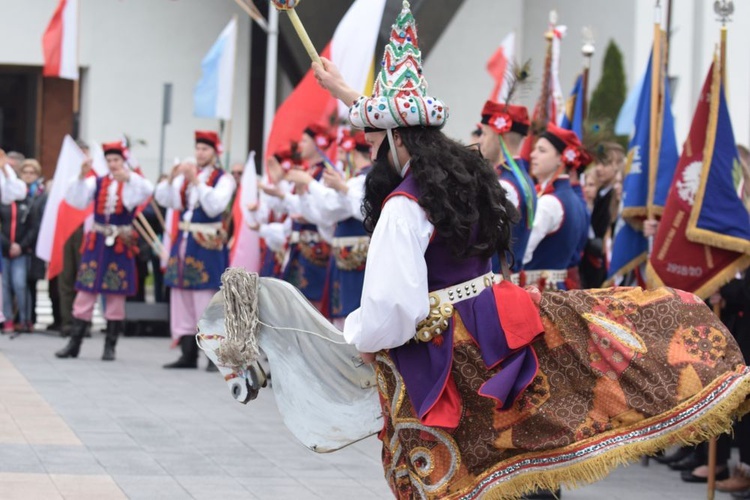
[163,335,198,369]
[55,318,91,359]
[102,320,123,361]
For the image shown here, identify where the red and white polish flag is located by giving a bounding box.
[42,0,79,80]
[487,32,515,103]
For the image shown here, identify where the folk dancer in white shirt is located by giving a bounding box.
[156,131,236,369]
[523,123,591,291]
[55,142,153,361]
[283,131,372,328]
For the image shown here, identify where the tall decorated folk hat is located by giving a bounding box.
[348,1,447,130]
[195,130,223,156]
[541,122,592,171]
[480,101,530,136]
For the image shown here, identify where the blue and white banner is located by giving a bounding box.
[194,18,237,120]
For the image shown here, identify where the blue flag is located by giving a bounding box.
[560,74,584,138]
[614,72,645,136]
[608,47,678,281]
[685,67,750,254]
[620,51,678,220]
[648,60,750,297]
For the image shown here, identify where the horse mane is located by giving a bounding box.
[217,268,261,370]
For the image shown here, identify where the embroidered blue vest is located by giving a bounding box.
[568,181,590,267]
[526,178,588,271]
[493,158,536,273]
[164,168,229,290]
[282,164,331,301]
[326,167,371,318]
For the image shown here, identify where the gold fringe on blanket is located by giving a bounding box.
[472,367,750,500]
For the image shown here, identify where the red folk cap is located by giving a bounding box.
[102,141,126,158]
[480,101,530,136]
[273,147,297,172]
[303,123,333,149]
[541,122,592,170]
[338,131,370,153]
[195,130,223,155]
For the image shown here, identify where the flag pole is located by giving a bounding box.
[646,0,662,223]
[262,7,279,165]
[539,11,556,128]
[715,1,732,92]
[222,14,240,169]
[232,0,268,32]
[707,4,733,496]
[72,0,81,139]
[581,27,595,124]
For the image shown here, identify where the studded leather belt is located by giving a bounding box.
[414,272,502,343]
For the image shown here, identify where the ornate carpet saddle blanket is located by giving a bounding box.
[376,286,750,499]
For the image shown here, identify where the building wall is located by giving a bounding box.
[422,0,750,149]
[4,0,748,176]
[425,0,636,143]
[519,0,637,118]
[422,0,523,143]
[634,0,750,147]
[0,0,251,180]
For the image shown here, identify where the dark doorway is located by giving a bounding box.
[0,66,39,158]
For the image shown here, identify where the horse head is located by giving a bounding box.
[196,291,267,404]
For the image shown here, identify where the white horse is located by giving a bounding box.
[196,271,381,453]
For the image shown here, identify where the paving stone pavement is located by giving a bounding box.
[0,331,728,499]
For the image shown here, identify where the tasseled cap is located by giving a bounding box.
[348,1,447,130]
[480,101,530,136]
[541,122,592,170]
[195,130,223,155]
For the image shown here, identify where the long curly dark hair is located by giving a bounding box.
[362,127,518,260]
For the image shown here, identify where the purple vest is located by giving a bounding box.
[391,176,490,291]
[385,174,539,424]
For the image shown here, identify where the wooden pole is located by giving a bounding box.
[232,0,268,31]
[581,65,590,124]
[285,9,321,65]
[707,4,731,492]
[720,26,727,94]
[71,0,81,139]
[665,0,673,75]
[136,213,163,251]
[150,199,166,232]
[222,14,239,169]
[707,436,718,500]
[133,218,165,255]
[646,6,662,223]
[581,27,594,125]
[538,28,554,128]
